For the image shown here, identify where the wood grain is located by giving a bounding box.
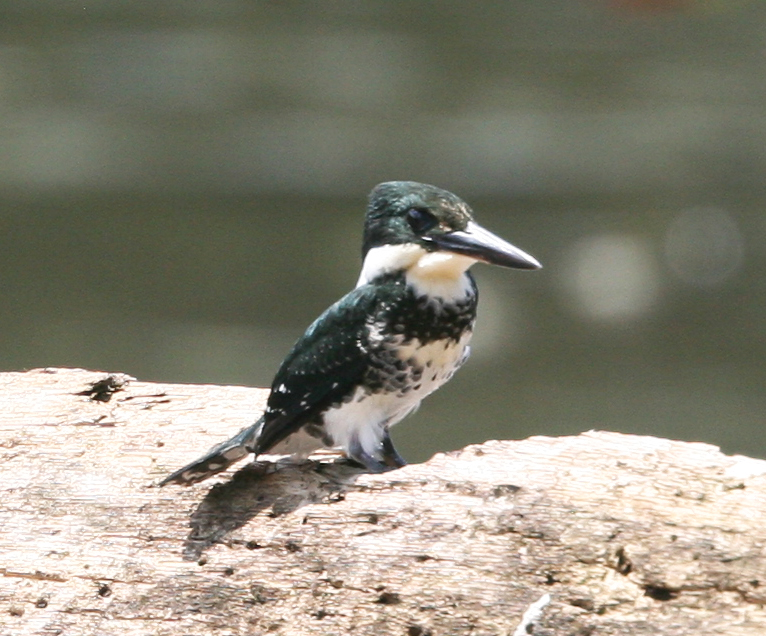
[1,368,764,635]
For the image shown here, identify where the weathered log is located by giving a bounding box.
[0,368,764,635]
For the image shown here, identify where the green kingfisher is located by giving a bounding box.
[160,181,541,486]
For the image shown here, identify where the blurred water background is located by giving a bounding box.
[1,0,764,461]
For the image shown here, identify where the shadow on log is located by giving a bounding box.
[0,368,765,635]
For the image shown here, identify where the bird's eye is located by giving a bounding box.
[406,208,438,235]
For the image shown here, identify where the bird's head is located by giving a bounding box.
[358,181,541,287]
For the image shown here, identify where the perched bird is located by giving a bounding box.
[160,181,541,486]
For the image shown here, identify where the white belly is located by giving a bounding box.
[266,330,473,461]
[323,330,473,456]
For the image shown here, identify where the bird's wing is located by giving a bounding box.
[159,284,383,487]
[253,282,383,453]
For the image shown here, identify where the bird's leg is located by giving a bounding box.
[380,430,407,468]
[347,429,406,473]
[346,436,389,472]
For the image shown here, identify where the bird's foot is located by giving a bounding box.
[347,432,407,473]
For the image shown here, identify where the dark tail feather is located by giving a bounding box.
[158,419,263,486]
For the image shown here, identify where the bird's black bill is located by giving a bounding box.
[430,221,542,270]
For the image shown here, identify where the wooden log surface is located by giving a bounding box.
[0,367,765,635]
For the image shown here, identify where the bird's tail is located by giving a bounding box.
[158,418,264,486]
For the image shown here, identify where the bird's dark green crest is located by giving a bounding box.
[362,181,474,257]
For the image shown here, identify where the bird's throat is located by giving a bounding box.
[357,243,476,301]
[406,251,476,301]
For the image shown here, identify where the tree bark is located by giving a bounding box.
[0,368,764,635]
